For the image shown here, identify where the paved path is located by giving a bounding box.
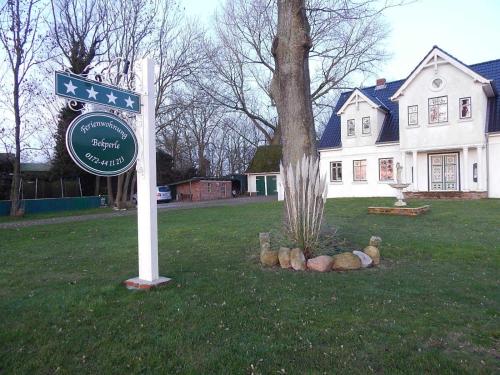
[0,196,276,229]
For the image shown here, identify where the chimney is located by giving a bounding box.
[375,78,386,90]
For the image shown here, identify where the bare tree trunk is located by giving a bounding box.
[9,116,21,215]
[9,160,20,216]
[115,173,124,209]
[107,177,114,207]
[130,170,137,202]
[121,169,133,207]
[9,60,22,216]
[94,175,101,196]
[271,0,317,167]
[198,145,206,176]
[270,122,282,145]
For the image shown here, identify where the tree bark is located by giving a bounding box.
[9,71,21,216]
[115,173,124,209]
[94,175,101,196]
[130,170,137,202]
[271,0,317,167]
[121,169,133,207]
[9,51,22,215]
[107,177,114,207]
[198,144,208,176]
[9,160,20,216]
[270,122,282,145]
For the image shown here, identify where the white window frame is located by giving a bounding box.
[362,117,371,135]
[408,105,418,126]
[353,159,367,181]
[330,161,342,182]
[428,96,448,124]
[459,97,471,119]
[347,119,355,136]
[379,158,394,181]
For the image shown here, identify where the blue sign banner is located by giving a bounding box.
[55,71,141,114]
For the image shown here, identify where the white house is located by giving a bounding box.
[318,46,500,199]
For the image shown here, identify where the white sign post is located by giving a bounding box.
[124,58,171,290]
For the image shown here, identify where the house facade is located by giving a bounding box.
[318,46,500,198]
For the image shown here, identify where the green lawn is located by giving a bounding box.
[0,198,498,374]
[0,207,113,223]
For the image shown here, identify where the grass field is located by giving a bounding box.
[0,207,113,223]
[0,198,498,374]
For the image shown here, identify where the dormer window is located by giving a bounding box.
[347,119,355,136]
[362,117,371,134]
[429,96,448,124]
[459,97,471,119]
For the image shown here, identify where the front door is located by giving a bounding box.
[266,175,277,195]
[429,153,459,191]
[256,176,266,196]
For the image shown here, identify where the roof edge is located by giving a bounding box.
[390,46,491,101]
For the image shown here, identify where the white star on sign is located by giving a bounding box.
[106,91,117,104]
[86,86,98,99]
[124,96,134,108]
[64,80,77,95]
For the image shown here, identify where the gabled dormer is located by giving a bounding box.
[336,88,388,115]
[392,46,496,150]
[391,46,494,101]
[337,85,403,148]
[318,80,403,150]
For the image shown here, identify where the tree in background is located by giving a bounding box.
[0,0,47,215]
[198,0,392,146]
[156,148,197,186]
[98,0,207,207]
[178,89,224,177]
[0,0,402,209]
[49,0,109,202]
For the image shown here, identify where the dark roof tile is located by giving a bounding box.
[469,59,500,133]
[246,145,282,173]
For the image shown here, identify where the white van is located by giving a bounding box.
[132,185,172,203]
[156,186,172,202]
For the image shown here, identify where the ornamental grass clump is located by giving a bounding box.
[280,155,327,258]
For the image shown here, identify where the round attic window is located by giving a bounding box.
[432,78,442,88]
[430,77,445,91]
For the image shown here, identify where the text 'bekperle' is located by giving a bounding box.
[91,138,121,151]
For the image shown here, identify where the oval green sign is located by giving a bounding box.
[66,112,138,176]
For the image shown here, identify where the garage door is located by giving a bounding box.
[266,175,277,195]
[256,176,266,196]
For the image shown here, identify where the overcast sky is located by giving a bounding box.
[183,0,500,84]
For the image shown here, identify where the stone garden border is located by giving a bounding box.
[259,233,383,273]
[367,205,430,216]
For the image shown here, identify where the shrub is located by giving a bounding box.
[280,155,327,258]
